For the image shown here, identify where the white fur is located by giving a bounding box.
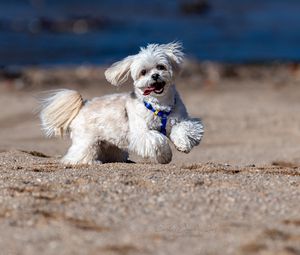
[39,42,204,164]
[39,89,83,137]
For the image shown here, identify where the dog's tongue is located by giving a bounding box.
[143,86,156,95]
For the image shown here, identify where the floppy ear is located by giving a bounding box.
[161,42,184,67]
[105,55,135,86]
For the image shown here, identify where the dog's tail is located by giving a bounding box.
[39,89,84,137]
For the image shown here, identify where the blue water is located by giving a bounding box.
[1,0,300,66]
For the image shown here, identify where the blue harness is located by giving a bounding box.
[143,101,173,136]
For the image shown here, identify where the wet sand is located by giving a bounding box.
[0,63,300,254]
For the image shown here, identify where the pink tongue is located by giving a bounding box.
[143,87,156,95]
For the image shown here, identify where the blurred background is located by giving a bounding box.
[1,0,300,67]
[1,0,300,165]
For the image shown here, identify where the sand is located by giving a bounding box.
[0,63,300,254]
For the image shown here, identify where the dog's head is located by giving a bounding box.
[105,42,184,98]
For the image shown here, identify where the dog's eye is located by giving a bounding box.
[141,69,147,76]
[157,65,166,70]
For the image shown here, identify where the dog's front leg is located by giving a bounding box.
[129,130,172,164]
[170,118,204,153]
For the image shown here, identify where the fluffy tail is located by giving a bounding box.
[39,89,84,137]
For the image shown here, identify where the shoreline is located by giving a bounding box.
[1,61,300,91]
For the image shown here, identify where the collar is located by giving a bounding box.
[143,99,176,136]
[143,101,172,117]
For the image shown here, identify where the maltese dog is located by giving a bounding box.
[40,42,204,164]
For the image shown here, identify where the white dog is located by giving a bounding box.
[40,42,204,164]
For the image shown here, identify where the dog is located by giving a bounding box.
[40,42,204,164]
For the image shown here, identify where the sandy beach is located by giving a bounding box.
[0,63,300,254]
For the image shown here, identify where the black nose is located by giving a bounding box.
[151,73,160,81]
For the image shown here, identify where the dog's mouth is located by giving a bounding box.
[143,81,166,96]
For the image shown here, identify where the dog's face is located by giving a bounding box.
[105,43,184,98]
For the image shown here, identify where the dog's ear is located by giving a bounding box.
[105,55,135,86]
[161,42,184,68]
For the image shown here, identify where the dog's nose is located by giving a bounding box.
[151,73,160,81]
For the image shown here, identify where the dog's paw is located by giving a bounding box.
[170,119,204,153]
[129,130,172,163]
[61,157,102,165]
[155,138,172,164]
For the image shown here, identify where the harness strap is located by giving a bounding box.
[143,101,172,136]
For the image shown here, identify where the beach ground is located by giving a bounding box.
[0,63,300,254]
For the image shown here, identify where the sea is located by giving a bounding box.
[1,0,300,66]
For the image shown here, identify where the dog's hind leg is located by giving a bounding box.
[62,136,100,165]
